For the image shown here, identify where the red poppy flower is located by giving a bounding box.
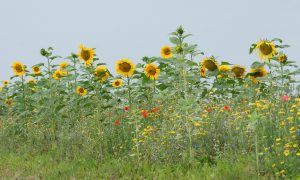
[281,95,290,102]
[114,120,121,126]
[124,106,129,111]
[142,110,149,118]
[224,105,230,111]
[206,108,213,113]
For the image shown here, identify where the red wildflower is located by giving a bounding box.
[114,120,121,126]
[281,95,290,102]
[206,108,213,113]
[142,110,149,118]
[151,106,160,113]
[124,106,129,111]
[224,105,230,111]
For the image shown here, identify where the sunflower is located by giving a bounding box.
[255,40,277,61]
[219,65,231,72]
[201,57,219,71]
[250,67,267,78]
[3,80,9,87]
[76,86,87,96]
[12,61,26,76]
[116,58,135,77]
[4,98,13,106]
[199,66,206,77]
[32,66,41,75]
[278,53,287,64]
[78,44,95,66]
[52,69,66,80]
[112,79,123,88]
[144,63,160,80]
[95,66,109,81]
[59,62,69,69]
[28,78,36,85]
[231,65,246,78]
[160,46,173,59]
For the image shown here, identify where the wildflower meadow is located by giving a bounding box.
[0,26,299,179]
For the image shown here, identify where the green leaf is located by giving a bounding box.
[251,61,264,68]
[249,44,257,54]
[272,38,283,43]
[169,37,179,44]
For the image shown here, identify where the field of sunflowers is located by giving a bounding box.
[0,26,299,179]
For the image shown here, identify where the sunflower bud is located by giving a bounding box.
[40,48,48,57]
[175,46,183,54]
[71,53,78,59]
[176,26,184,35]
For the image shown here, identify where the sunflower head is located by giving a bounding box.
[250,67,267,78]
[95,66,109,81]
[4,98,13,106]
[201,57,219,71]
[278,53,287,64]
[219,65,231,72]
[78,44,95,66]
[12,61,26,76]
[59,62,69,69]
[52,69,66,80]
[199,66,206,77]
[32,66,41,75]
[116,58,135,78]
[28,78,36,85]
[3,80,9,87]
[112,79,123,88]
[255,40,277,61]
[144,63,160,80]
[76,86,87,96]
[160,46,173,59]
[231,65,246,78]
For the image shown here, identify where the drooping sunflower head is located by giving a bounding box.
[112,79,123,88]
[28,78,36,85]
[59,62,69,69]
[219,65,231,72]
[277,53,287,64]
[201,57,219,71]
[231,65,246,78]
[199,66,206,77]
[78,44,95,66]
[32,66,41,75]
[250,67,267,78]
[116,58,135,77]
[95,66,109,81]
[3,80,9,87]
[12,61,26,76]
[160,46,173,59]
[255,40,277,61]
[52,69,66,80]
[144,63,160,80]
[76,86,87,96]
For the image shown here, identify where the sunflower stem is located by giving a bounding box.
[21,75,26,114]
[127,77,132,109]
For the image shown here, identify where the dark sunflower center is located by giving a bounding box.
[148,66,157,75]
[163,48,171,55]
[97,70,107,78]
[232,68,244,77]
[115,81,120,86]
[204,60,217,71]
[119,62,131,72]
[79,88,84,93]
[34,67,40,72]
[81,50,91,61]
[15,64,23,73]
[259,43,272,55]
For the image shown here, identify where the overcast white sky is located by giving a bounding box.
[0,0,299,81]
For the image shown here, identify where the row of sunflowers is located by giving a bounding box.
[0,26,299,178]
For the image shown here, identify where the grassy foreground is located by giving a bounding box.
[0,152,271,179]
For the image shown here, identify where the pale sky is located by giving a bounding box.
[1,0,299,81]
